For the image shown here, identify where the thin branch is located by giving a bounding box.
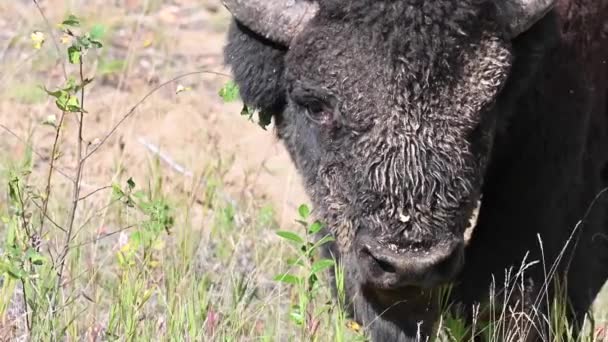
[39,112,67,238]
[69,224,136,250]
[54,59,86,311]
[83,70,230,162]
[21,280,30,331]
[0,123,75,183]
[32,0,68,80]
[14,182,31,239]
[30,199,67,233]
[71,200,120,245]
[78,185,112,202]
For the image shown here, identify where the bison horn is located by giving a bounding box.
[221,0,319,46]
[499,0,556,37]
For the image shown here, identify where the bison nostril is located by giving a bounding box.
[368,253,397,273]
[357,235,465,289]
[361,247,397,273]
[375,258,396,273]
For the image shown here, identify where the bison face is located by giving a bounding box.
[278,10,511,290]
[224,0,554,338]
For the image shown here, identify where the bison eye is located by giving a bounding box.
[303,100,334,125]
[290,87,337,126]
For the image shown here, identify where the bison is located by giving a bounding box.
[222,0,608,340]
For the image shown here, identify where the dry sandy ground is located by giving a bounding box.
[0,0,308,225]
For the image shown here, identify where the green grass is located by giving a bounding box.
[0,141,366,341]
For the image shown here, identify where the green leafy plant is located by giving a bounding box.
[111,178,173,269]
[273,204,337,339]
[0,12,111,338]
[59,14,103,64]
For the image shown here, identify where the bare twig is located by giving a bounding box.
[0,123,75,182]
[83,70,230,162]
[78,185,112,202]
[30,199,67,233]
[69,225,136,250]
[71,200,120,246]
[56,59,87,289]
[21,283,30,332]
[39,112,66,238]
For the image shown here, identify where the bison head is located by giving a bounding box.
[223,0,555,339]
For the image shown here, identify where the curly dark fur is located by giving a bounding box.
[224,0,608,340]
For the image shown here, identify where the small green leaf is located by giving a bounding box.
[25,248,44,266]
[54,92,70,110]
[76,36,92,49]
[62,14,80,27]
[308,221,323,234]
[273,273,301,285]
[64,95,82,112]
[218,80,240,102]
[289,310,304,326]
[298,204,310,220]
[276,230,304,244]
[44,83,84,112]
[43,87,65,99]
[68,45,81,64]
[90,39,103,49]
[311,259,335,275]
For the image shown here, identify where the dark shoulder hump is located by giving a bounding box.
[554,0,608,61]
[554,0,608,105]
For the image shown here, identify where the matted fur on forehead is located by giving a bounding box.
[289,0,503,84]
[316,0,488,27]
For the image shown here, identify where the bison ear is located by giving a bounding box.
[224,20,288,117]
[221,0,319,47]
[497,0,556,38]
